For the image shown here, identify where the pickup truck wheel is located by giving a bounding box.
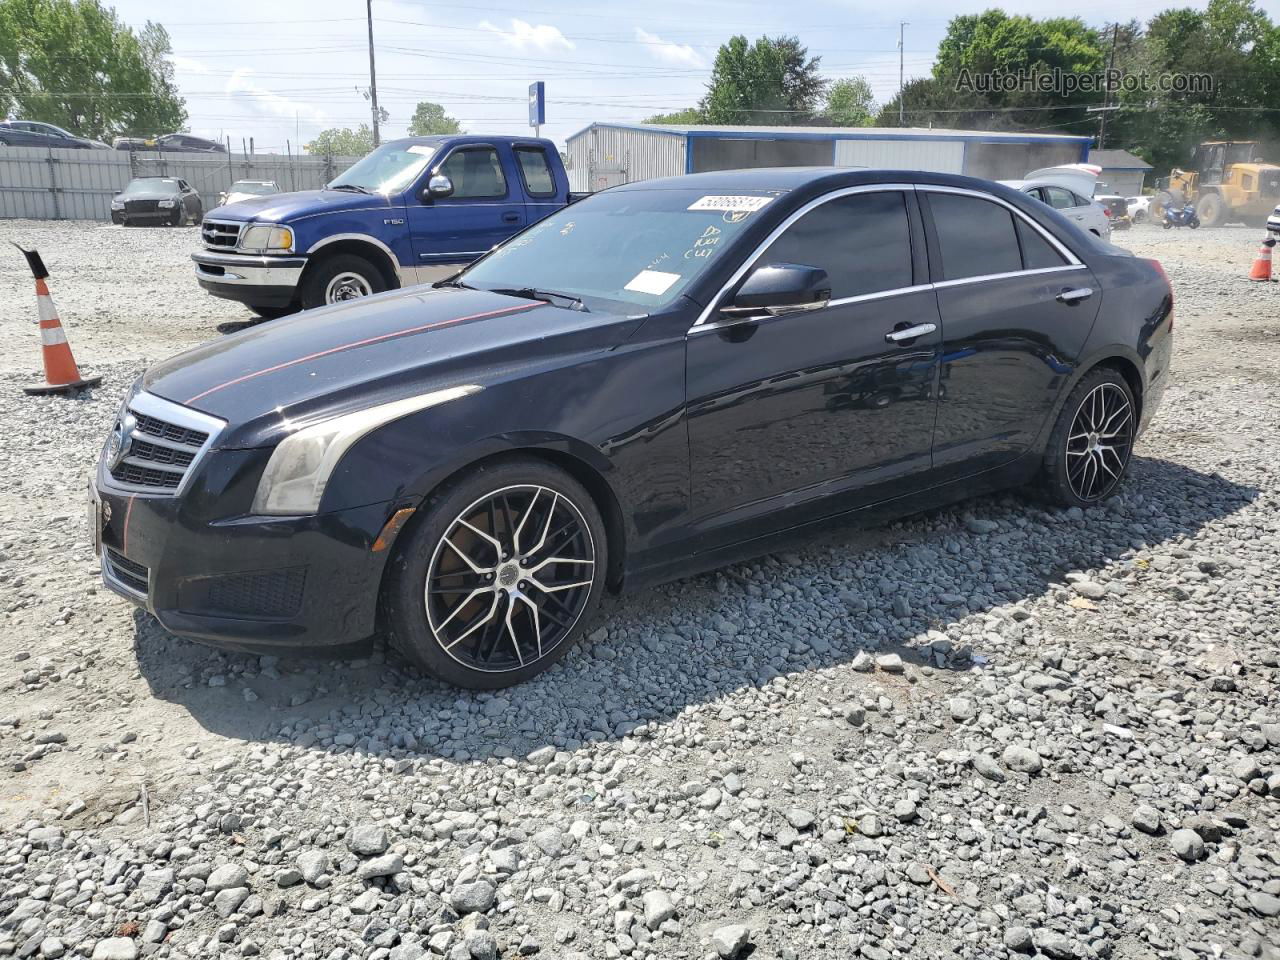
[248,304,297,320]
[300,254,386,310]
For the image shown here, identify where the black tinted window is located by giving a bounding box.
[440,147,507,198]
[756,191,913,299]
[515,147,555,197]
[929,193,1021,280]
[1016,218,1067,270]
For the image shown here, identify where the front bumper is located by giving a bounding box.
[192,251,307,308]
[92,452,399,652]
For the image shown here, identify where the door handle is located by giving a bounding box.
[1056,287,1093,304]
[501,211,521,223]
[885,322,937,343]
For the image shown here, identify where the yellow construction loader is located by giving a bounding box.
[1151,141,1280,227]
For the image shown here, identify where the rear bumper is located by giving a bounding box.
[192,251,306,307]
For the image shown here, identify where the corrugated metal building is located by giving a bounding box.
[566,123,1093,192]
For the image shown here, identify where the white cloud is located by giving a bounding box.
[167,54,209,75]
[225,68,327,124]
[634,28,704,67]
[479,18,575,52]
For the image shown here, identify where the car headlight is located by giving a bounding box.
[251,385,481,515]
[237,224,294,254]
[110,200,124,210]
[157,199,176,208]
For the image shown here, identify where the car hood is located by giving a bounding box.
[117,190,179,201]
[142,287,644,446]
[209,189,394,223]
[1022,163,1101,198]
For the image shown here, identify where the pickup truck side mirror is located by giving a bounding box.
[721,263,831,319]
[421,174,454,202]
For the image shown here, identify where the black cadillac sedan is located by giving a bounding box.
[92,168,1172,688]
[110,177,203,226]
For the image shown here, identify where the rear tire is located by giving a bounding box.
[383,457,608,689]
[1037,367,1137,508]
[299,253,387,310]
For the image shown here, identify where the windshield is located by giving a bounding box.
[123,179,178,195]
[329,142,436,195]
[459,188,777,311]
[231,182,277,195]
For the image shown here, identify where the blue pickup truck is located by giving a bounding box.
[192,135,580,317]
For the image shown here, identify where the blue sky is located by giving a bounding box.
[107,0,1204,153]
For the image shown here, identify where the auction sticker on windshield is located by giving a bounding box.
[687,195,774,213]
[624,269,682,296]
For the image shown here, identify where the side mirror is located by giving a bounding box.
[722,263,831,318]
[421,174,453,201]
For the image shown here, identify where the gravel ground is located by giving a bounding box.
[0,218,1278,960]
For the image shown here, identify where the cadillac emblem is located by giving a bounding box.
[107,413,136,472]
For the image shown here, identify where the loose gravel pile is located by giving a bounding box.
[0,219,1278,960]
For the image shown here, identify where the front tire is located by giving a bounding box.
[383,457,608,689]
[1196,192,1223,227]
[247,303,297,320]
[1037,368,1136,508]
[299,253,387,310]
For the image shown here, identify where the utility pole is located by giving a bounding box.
[1098,23,1119,150]
[898,21,908,127]
[366,0,381,148]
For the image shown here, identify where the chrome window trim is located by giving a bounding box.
[690,183,917,330]
[689,181,1088,333]
[916,184,1082,266]
[101,391,227,498]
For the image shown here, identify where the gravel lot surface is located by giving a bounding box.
[0,219,1278,960]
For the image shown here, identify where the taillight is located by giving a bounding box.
[1146,258,1172,329]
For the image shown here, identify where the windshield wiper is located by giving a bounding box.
[488,287,588,312]
[433,277,475,290]
[328,183,373,195]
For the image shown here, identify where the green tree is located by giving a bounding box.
[699,35,825,125]
[0,0,186,140]
[822,77,877,126]
[407,101,462,136]
[644,107,703,124]
[305,125,376,157]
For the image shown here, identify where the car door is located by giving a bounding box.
[177,180,200,220]
[511,143,562,227]
[407,143,525,281]
[685,186,941,544]
[921,187,1101,479]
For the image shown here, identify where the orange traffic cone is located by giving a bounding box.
[1249,236,1275,282]
[12,244,101,395]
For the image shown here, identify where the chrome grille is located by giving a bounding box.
[202,219,243,249]
[103,391,225,497]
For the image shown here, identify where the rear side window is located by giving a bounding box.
[515,147,556,197]
[755,191,913,299]
[1043,186,1077,210]
[928,193,1021,280]
[1016,218,1068,270]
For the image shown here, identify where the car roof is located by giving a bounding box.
[614,166,1027,194]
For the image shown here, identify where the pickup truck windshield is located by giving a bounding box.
[460,188,775,311]
[329,143,437,195]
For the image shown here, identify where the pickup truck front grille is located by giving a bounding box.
[103,392,225,497]
[202,219,243,249]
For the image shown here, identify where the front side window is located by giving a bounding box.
[439,147,507,199]
[460,187,768,311]
[929,193,1022,280]
[515,147,556,197]
[753,191,913,300]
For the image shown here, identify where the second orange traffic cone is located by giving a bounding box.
[12,244,101,395]
[1249,236,1275,282]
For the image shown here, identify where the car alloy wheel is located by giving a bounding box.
[1064,382,1134,502]
[424,484,596,673]
[325,271,373,303]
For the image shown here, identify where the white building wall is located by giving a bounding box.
[566,126,686,192]
[834,138,965,173]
